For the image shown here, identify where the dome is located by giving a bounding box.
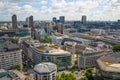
[34,62,57,74]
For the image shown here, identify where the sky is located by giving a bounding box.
[0,0,120,21]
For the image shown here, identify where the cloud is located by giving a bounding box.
[40,0,48,5]
[1,0,33,3]
[0,2,3,8]
[0,0,120,21]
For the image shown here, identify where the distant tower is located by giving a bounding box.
[118,19,120,24]
[82,15,86,25]
[26,17,29,26]
[59,16,65,24]
[12,14,17,29]
[57,23,63,34]
[29,16,33,28]
[53,17,57,23]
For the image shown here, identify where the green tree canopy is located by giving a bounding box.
[113,44,120,52]
[41,38,51,43]
[82,77,88,80]
[10,65,21,71]
[9,37,15,43]
[56,72,77,80]
[85,68,94,80]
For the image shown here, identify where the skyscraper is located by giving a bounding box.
[57,23,63,34]
[29,16,33,28]
[82,15,86,25]
[53,17,57,23]
[12,14,17,29]
[59,16,65,24]
[26,17,29,26]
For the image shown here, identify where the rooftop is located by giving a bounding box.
[34,62,57,74]
[74,37,90,42]
[0,69,27,80]
[0,39,19,52]
[97,52,120,73]
[36,45,70,54]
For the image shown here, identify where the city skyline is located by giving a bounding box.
[0,0,120,21]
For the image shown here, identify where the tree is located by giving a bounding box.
[57,65,60,71]
[85,68,94,80]
[9,37,15,43]
[10,65,21,71]
[71,69,75,73]
[78,68,80,72]
[82,77,88,80]
[56,72,77,80]
[41,38,51,43]
[113,44,120,52]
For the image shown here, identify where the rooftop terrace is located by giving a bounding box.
[36,44,70,54]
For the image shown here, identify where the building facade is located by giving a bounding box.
[0,38,22,70]
[34,62,57,80]
[30,45,72,70]
[12,14,17,29]
[53,17,57,23]
[29,16,33,28]
[78,48,109,68]
[59,16,65,24]
[82,15,86,25]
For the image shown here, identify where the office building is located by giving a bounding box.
[29,16,33,28]
[12,14,17,29]
[26,17,29,26]
[21,40,40,61]
[77,43,111,68]
[0,38,22,70]
[62,37,92,46]
[0,29,17,37]
[34,28,47,40]
[16,28,31,37]
[52,17,57,23]
[97,52,120,80]
[34,62,57,80]
[59,16,65,24]
[21,40,72,70]
[81,15,86,25]
[57,23,63,34]
[50,32,68,44]
[31,44,71,70]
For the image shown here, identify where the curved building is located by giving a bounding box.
[97,52,120,80]
[29,43,72,70]
[34,62,57,80]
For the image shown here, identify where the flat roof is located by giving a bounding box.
[36,45,70,54]
[74,37,90,41]
[0,40,19,52]
[109,64,120,68]
[0,76,11,80]
[97,52,120,73]
[97,59,120,73]
[11,70,26,79]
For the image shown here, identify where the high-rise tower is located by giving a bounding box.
[82,15,86,25]
[29,16,33,28]
[59,16,65,24]
[12,14,17,29]
[53,17,57,23]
